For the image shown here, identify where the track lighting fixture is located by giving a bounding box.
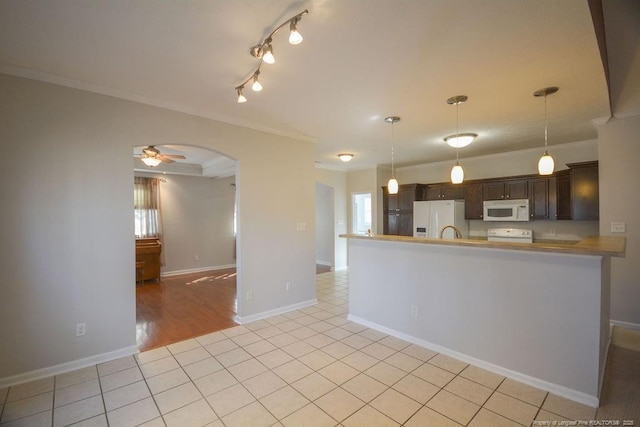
[235,9,309,103]
[534,86,558,175]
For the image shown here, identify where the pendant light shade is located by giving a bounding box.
[385,116,401,195]
[387,178,399,194]
[534,87,558,176]
[538,151,555,175]
[451,162,464,184]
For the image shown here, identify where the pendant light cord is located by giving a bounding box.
[544,92,548,149]
[455,101,460,162]
[391,121,395,178]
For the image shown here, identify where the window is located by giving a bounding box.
[134,177,162,239]
[352,192,372,235]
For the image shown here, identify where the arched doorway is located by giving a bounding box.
[133,144,239,351]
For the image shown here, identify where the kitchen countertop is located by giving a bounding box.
[340,234,626,258]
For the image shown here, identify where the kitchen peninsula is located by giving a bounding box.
[340,234,625,407]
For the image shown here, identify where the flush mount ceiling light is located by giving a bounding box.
[385,116,401,194]
[444,132,477,148]
[446,95,472,184]
[235,9,309,103]
[338,153,354,162]
[534,86,559,175]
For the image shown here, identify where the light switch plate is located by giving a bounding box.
[611,222,626,233]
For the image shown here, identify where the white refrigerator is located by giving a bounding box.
[413,200,468,238]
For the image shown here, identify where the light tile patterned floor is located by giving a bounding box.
[0,270,599,426]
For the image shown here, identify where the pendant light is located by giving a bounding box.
[385,116,400,194]
[446,95,469,184]
[534,87,559,175]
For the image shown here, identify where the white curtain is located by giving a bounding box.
[134,177,164,263]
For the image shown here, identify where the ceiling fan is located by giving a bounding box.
[136,146,186,167]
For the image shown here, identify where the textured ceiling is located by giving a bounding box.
[0,0,612,175]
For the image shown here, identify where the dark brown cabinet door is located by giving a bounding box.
[385,213,399,235]
[505,180,528,199]
[399,213,413,236]
[382,184,422,236]
[398,186,417,210]
[441,185,464,200]
[484,179,528,200]
[425,184,464,200]
[556,170,571,220]
[484,181,506,200]
[569,162,599,220]
[464,182,484,219]
[425,186,442,200]
[529,178,549,219]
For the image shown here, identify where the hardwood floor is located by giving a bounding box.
[136,265,333,352]
[136,268,238,352]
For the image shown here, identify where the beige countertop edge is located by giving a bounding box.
[339,234,626,258]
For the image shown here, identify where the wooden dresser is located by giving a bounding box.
[135,238,162,282]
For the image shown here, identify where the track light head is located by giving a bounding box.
[236,86,247,103]
[262,43,275,64]
[251,72,262,92]
[289,19,303,44]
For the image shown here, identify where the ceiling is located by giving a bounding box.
[0,0,612,176]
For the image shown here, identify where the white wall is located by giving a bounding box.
[315,168,348,271]
[598,0,640,326]
[315,182,334,267]
[136,172,236,274]
[597,115,640,326]
[0,74,316,382]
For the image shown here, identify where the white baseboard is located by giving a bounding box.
[315,261,332,267]
[161,264,236,277]
[348,314,600,408]
[0,345,139,389]
[235,299,318,324]
[610,319,640,331]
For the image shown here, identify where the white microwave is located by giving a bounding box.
[483,199,530,221]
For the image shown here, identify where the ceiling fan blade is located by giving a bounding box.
[159,156,175,164]
[162,154,186,159]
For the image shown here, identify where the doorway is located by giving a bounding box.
[133,144,239,350]
[315,183,335,271]
[352,192,372,235]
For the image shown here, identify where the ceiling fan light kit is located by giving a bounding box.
[235,9,309,103]
[136,146,186,167]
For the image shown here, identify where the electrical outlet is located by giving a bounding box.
[296,222,306,231]
[548,229,556,236]
[611,222,626,233]
[286,282,291,291]
[76,323,86,337]
[410,305,418,319]
[194,254,199,262]
[246,290,253,301]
